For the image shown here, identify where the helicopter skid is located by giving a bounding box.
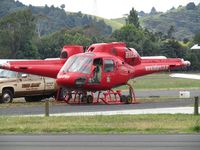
[56,84,138,105]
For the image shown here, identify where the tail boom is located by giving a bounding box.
[0,59,66,78]
[134,58,190,77]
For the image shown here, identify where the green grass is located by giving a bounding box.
[103,19,124,31]
[111,17,126,25]
[85,14,124,31]
[0,73,199,134]
[0,114,199,134]
[118,73,200,90]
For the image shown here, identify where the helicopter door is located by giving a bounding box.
[91,58,103,84]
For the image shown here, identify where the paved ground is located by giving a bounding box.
[0,90,199,150]
[135,89,200,98]
[0,134,200,150]
[0,98,194,115]
[0,89,198,115]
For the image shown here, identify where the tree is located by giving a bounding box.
[186,31,200,71]
[193,32,200,44]
[36,28,93,59]
[150,7,157,15]
[160,40,186,58]
[167,25,175,39]
[112,24,143,49]
[186,2,196,10]
[186,52,200,71]
[60,4,65,9]
[0,9,39,58]
[112,23,162,56]
[127,8,140,28]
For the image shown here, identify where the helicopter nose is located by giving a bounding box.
[56,73,86,87]
[183,60,191,67]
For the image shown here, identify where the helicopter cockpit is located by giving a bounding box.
[61,55,93,74]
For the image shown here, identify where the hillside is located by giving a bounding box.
[0,0,25,18]
[1,0,200,40]
[140,3,200,40]
[81,14,124,31]
[99,18,123,31]
[111,3,200,40]
[0,0,112,37]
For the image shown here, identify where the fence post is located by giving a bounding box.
[45,99,50,117]
[194,96,199,115]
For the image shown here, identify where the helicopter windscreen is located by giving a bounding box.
[61,55,93,74]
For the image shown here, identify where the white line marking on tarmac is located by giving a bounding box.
[21,107,197,117]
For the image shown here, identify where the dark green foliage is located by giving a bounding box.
[0,9,39,59]
[192,125,200,132]
[127,8,140,28]
[167,25,175,39]
[186,46,200,71]
[112,24,160,56]
[36,29,93,59]
[30,6,112,36]
[183,38,189,44]
[193,32,200,44]
[186,2,196,10]
[112,24,143,51]
[0,0,112,37]
[0,0,25,18]
[60,4,65,9]
[138,11,146,17]
[0,0,112,59]
[113,8,161,56]
[0,0,200,72]
[186,32,200,71]
[150,7,157,15]
[160,40,186,58]
[142,29,161,56]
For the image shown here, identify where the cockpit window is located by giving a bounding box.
[61,55,93,74]
[104,60,114,72]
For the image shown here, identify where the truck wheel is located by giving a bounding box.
[0,89,13,103]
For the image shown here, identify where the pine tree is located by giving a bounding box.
[127,8,140,28]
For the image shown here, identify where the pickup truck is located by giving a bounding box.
[0,69,57,103]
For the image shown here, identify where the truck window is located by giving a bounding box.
[29,74,42,80]
[0,70,17,78]
[17,72,23,78]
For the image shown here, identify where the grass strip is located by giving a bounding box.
[0,114,199,134]
[128,73,200,90]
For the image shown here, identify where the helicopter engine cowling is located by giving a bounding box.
[87,42,141,66]
[60,45,84,59]
[124,48,141,66]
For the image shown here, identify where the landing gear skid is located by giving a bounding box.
[56,83,138,105]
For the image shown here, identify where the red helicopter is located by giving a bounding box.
[0,42,190,104]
